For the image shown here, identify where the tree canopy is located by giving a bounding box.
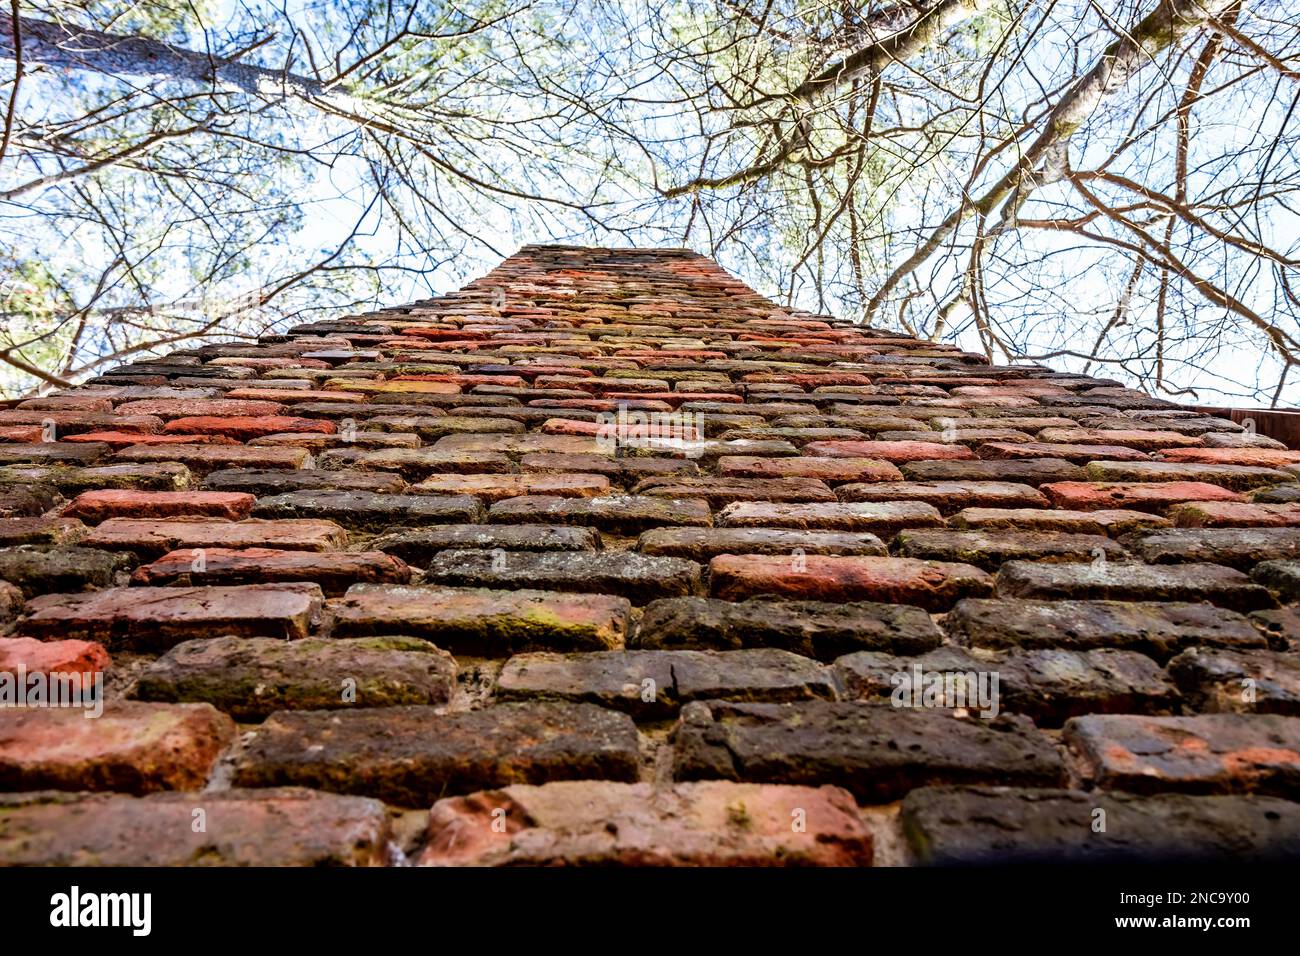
[2,0,1298,405]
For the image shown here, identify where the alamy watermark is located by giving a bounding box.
[890,663,1000,718]
[0,665,104,718]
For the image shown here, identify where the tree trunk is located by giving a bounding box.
[0,13,326,100]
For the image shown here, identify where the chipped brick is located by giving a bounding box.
[1065,713,1300,797]
[709,554,992,609]
[902,786,1300,864]
[635,597,941,659]
[22,583,324,649]
[420,780,872,866]
[232,702,639,806]
[673,700,1062,802]
[330,583,629,654]
[134,635,455,719]
[0,702,234,794]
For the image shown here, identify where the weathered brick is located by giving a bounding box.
[1,461,193,494]
[948,507,1169,535]
[411,473,609,501]
[0,635,109,675]
[232,702,639,805]
[632,475,837,505]
[65,430,238,449]
[710,554,992,609]
[996,560,1274,611]
[901,786,1300,864]
[164,415,336,440]
[83,517,347,557]
[895,529,1123,571]
[1036,427,1199,450]
[64,489,255,523]
[22,583,324,648]
[946,598,1271,660]
[369,524,599,567]
[435,432,605,457]
[1041,480,1244,512]
[134,635,455,719]
[0,486,57,518]
[1084,460,1289,491]
[202,467,406,495]
[1167,646,1300,715]
[0,546,128,596]
[0,442,109,466]
[805,440,975,462]
[635,596,941,659]
[0,787,393,866]
[0,702,235,794]
[1254,559,1300,602]
[251,490,482,530]
[638,527,885,561]
[901,458,1088,486]
[420,780,872,866]
[717,500,941,535]
[115,398,284,418]
[673,700,1063,802]
[497,649,833,717]
[131,547,409,595]
[1065,713,1300,797]
[837,481,1048,512]
[834,645,1176,726]
[716,455,901,483]
[115,443,310,473]
[1171,500,1300,527]
[978,441,1149,463]
[488,495,711,534]
[330,583,629,654]
[519,451,699,481]
[1160,447,1300,468]
[1123,527,1300,569]
[0,516,85,547]
[423,549,701,602]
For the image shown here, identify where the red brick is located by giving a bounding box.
[1065,714,1300,797]
[0,426,43,442]
[63,431,240,448]
[805,440,975,462]
[113,443,311,472]
[163,415,336,440]
[83,517,346,556]
[1040,481,1245,512]
[0,636,109,675]
[421,781,872,866]
[709,554,993,609]
[0,788,392,866]
[132,548,410,595]
[1171,501,1300,528]
[21,583,324,648]
[1160,447,1300,468]
[1036,427,1201,450]
[116,398,285,418]
[0,702,235,794]
[64,489,255,523]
